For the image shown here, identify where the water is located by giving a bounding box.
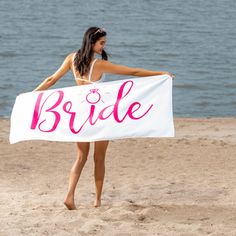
[0,0,236,117]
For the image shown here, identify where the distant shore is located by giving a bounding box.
[1,117,236,235]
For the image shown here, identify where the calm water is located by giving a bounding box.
[0,0,236,117]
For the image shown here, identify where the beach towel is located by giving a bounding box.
[9,75,174,144]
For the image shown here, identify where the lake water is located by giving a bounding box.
[0,0,236,117]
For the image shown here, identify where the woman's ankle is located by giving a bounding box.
[65,192,75,199]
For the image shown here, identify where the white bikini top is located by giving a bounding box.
[72,54,105,84]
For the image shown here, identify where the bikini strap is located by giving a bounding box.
[88,58,98,82]
[72,53,77,77]
[75,77,94,84]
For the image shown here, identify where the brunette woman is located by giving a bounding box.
[34,26,173,210]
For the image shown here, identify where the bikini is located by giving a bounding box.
[72,54,106,84]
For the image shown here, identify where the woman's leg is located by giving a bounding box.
[64,142,90,210]
[93,140,109,207]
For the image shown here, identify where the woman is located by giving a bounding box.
[34,26,174,210]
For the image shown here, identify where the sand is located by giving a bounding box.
[0,117,236,236]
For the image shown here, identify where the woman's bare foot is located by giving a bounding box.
[64,196,77,210]
[94,199,101,207]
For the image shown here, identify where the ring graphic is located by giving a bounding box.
[86,89,101,104]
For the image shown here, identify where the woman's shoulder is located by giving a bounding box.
[95,59,111,66]
[63,52,77,67]
[67,52,77,60]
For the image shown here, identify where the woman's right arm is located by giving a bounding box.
[99,60,174,78]
[33,53,72,91]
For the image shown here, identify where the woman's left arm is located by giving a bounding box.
[33,53,72,91]
[98,60,174,78]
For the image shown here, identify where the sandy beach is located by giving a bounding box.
[1,117,236,236]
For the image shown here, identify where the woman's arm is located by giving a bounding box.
[99,60,174,78]
[33,53,72,91]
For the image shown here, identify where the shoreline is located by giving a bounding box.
[1,116,236,128]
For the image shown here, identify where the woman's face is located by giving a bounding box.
[93,36,106,54]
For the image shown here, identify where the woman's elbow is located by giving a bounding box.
[45,76,57,86]
[128,68,140,76]
[132,69,144,76]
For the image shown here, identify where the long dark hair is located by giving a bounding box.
[74,27,108,76]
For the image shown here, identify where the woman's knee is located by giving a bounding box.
[77,152,88,163]
[94,153,105,163]
[76,142,90,163]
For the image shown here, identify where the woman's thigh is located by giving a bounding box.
[94,141,109,159]
[76,142,90,157]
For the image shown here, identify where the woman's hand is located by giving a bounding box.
[164,72,175,79]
